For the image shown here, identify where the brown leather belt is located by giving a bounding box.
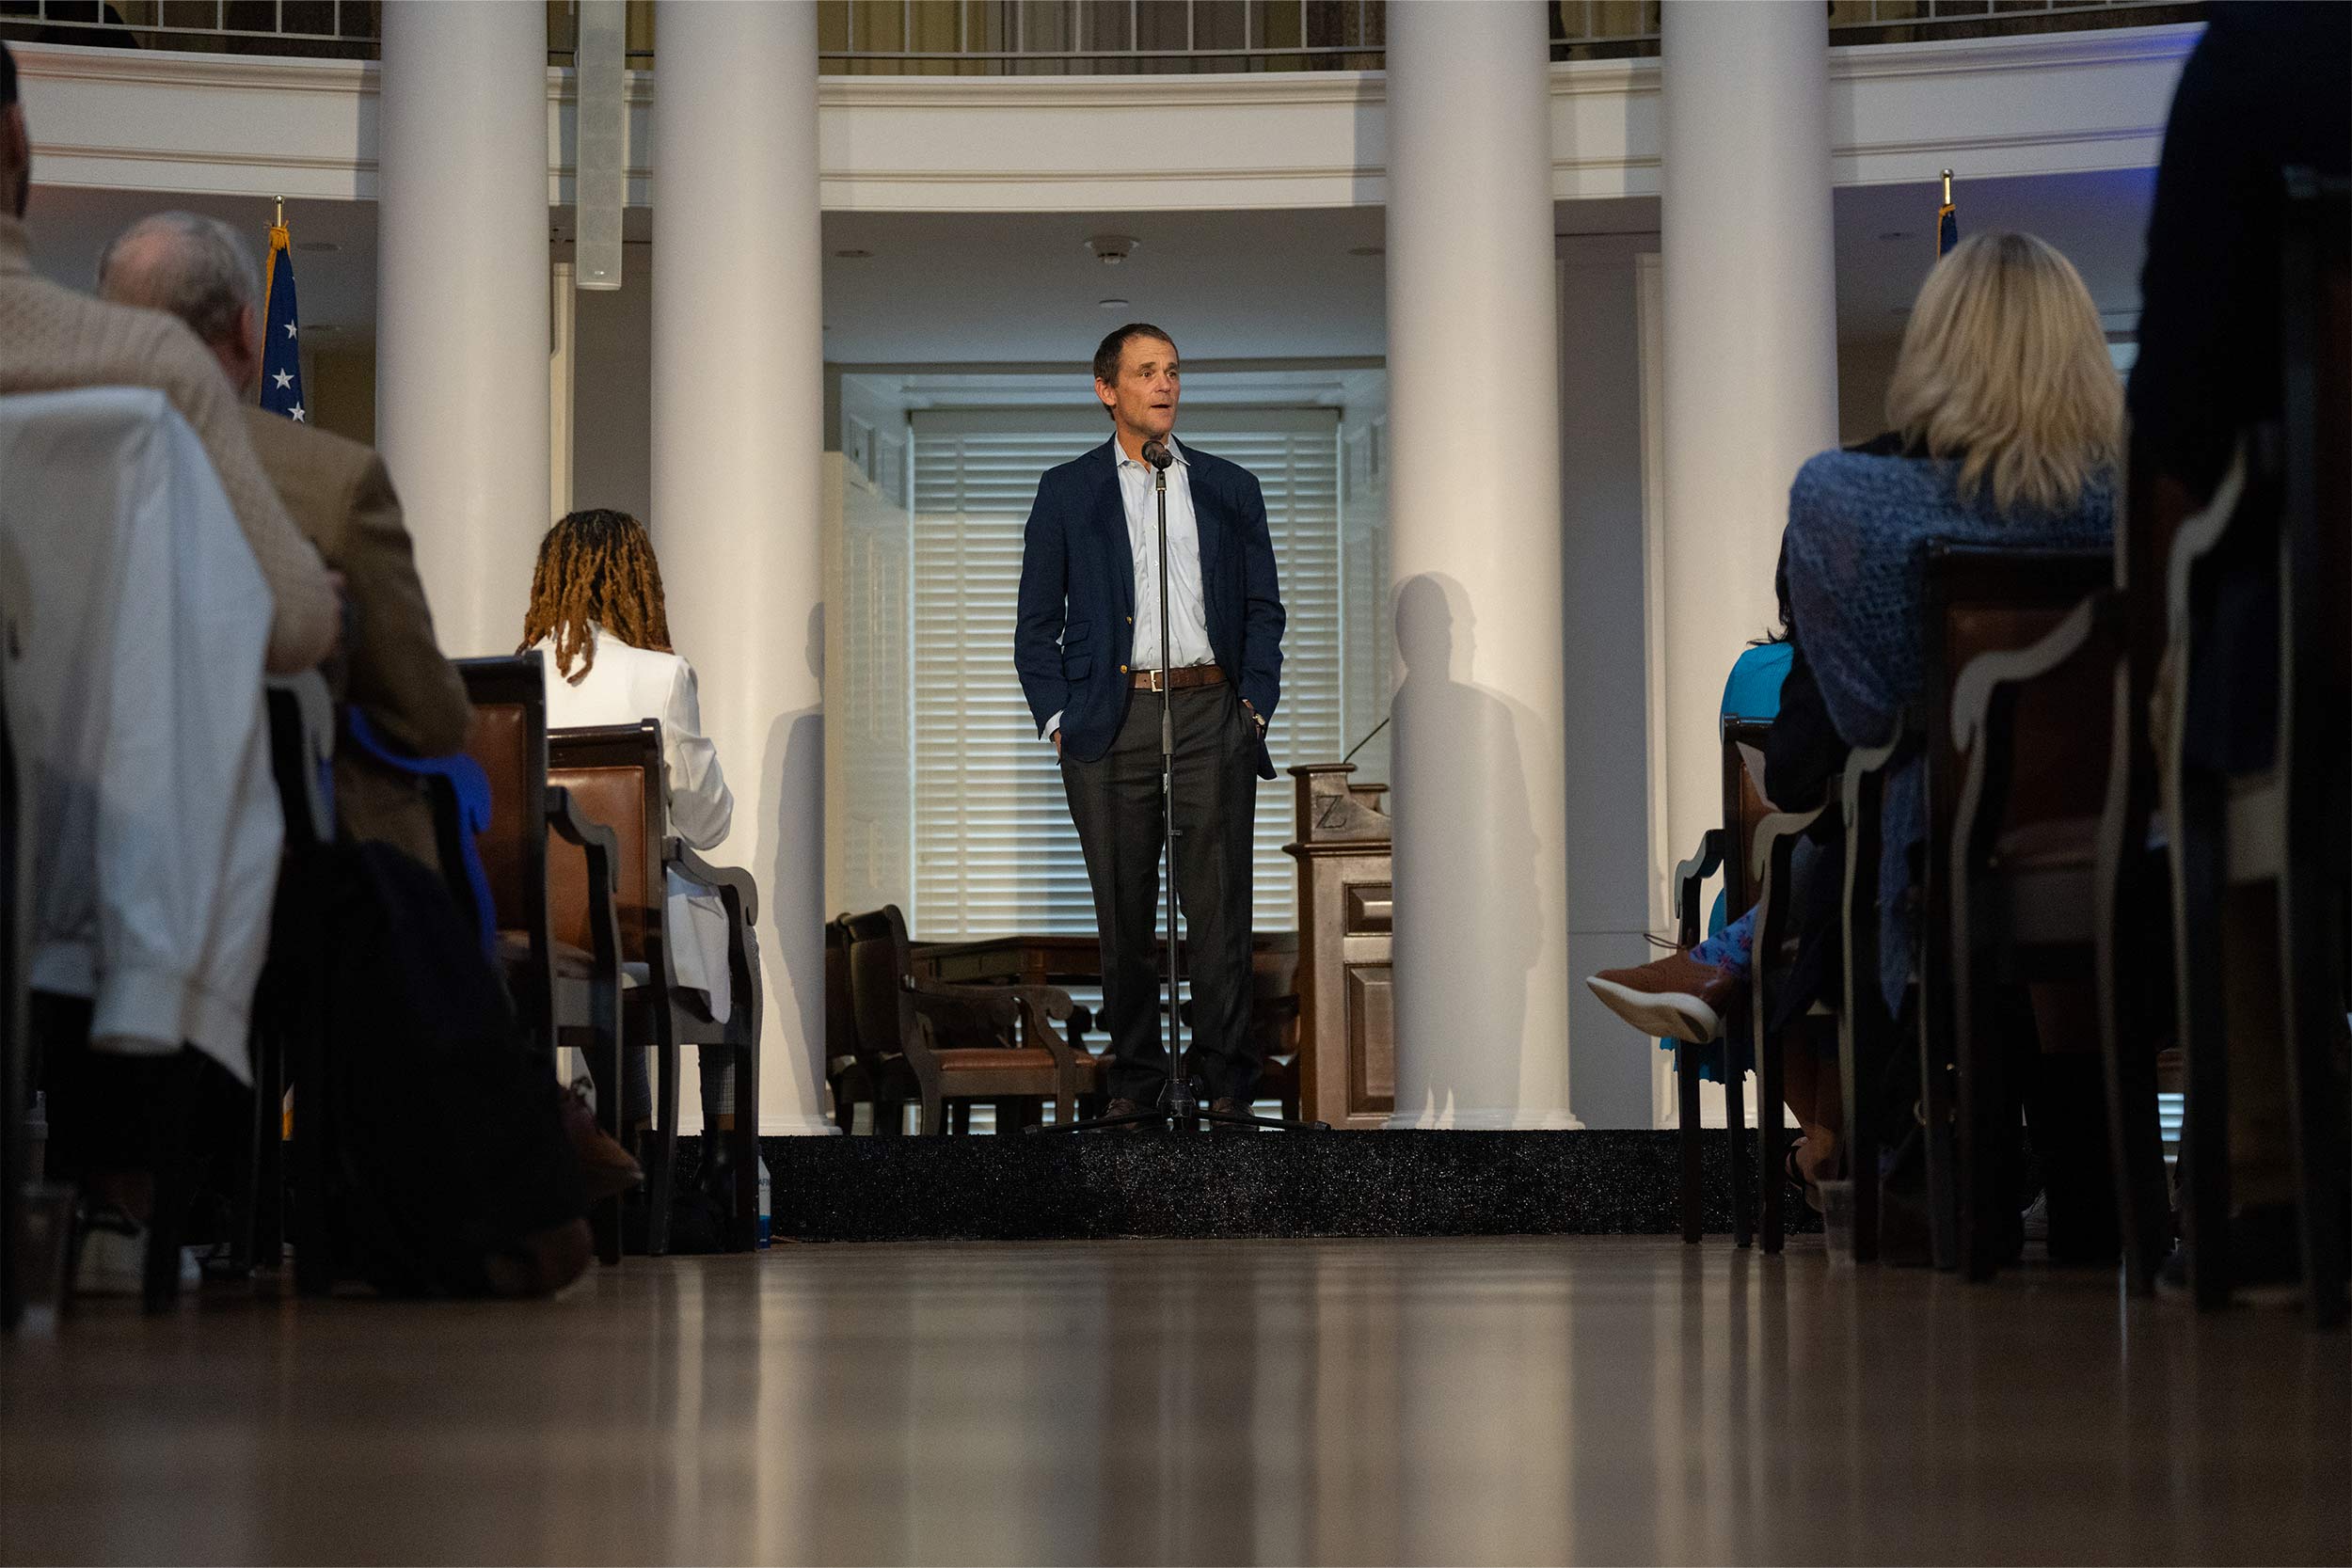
[1129,664,1225,692]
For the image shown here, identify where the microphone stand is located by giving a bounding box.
[1047,436,1327,1135]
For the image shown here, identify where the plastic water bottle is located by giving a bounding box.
[755,1152,771,1249]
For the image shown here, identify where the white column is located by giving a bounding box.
[651,0,834,1135]
[1657,0,1838,907]
[1385,0,1576,1129]
[375,0,550,657]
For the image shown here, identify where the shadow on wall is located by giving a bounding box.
[758,601,829,1128]
[1390,573,1547,1126]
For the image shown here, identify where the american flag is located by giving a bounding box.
[259,219,306,423]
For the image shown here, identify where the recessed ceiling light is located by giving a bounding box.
[294,240,340,254]
[834,247,872,259]
[1098,298,1130,310]
[1348,245,1384,257]
[1086,234,1139,265]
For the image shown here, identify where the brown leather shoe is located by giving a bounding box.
[1207,1097,1257,1132]
[559,1083,644,1201]
[1099,1097,1153,1130]
[1585,949,1740,1043]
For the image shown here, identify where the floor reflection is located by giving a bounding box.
[2,1237,2345,1565]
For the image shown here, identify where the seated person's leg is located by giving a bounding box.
[1585,909,1756,1044]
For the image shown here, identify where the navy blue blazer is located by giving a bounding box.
[1014,438,1285,780]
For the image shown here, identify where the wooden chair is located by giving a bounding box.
[844,906,1096,1133]
[1945,556,2126,1281]
[1673,715,1817,1250]
[1840,545,2111,1274]
[823,916,866,1132]
[2160,171,2350,1323]
[827,912,928,1134]
[550,721,763,1253]
[457,657,627,1265]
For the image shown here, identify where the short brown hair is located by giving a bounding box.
[1092,323,1177,390]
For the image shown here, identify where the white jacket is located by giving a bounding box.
[536,626,736,1021]
[1,388,278,1081]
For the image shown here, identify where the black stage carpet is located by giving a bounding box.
[689,1131,1819,1243]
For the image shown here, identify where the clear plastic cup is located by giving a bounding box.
[1820,1179,1857,1268]
[14,1181,77,1332]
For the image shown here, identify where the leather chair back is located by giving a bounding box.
[548,722,665,972]
[457,656,554,1038]
[462,690,537,928]
[1925,546,2115,847]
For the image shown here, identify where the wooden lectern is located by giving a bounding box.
[1283,764,1393,1129]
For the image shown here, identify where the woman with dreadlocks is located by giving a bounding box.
[522,509,741,1227]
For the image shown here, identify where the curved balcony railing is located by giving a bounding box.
[0,0,2204,72]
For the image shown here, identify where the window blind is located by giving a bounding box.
[908,407,1343,940]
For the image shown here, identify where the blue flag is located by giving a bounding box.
[260,223,306,423]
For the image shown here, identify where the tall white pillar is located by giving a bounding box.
[376,0,550,657]
[1658,0,1838,903]
[651,1,833,1134]
[1385,0,1576,1128]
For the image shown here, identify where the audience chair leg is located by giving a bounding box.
[2097,851,2172,1295]
[732,1044,759,1253]
[643,1029,681,1259]
[2280,862,2351,1327]
[1724,1046,1752,1249]
[2175,773,2233,1311]
[1677,1043,1704,1244]
[1758,1013,1786,1257]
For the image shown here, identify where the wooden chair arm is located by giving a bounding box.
[665,839,760,926]
[907,979,1022,1049]
[1674,828,1727,949]
[1748,804,1829,888]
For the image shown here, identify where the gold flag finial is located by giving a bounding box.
[1941,168,1953,205]
[275,194,284,230]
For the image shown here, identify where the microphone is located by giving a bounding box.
[1141,439,1172,472]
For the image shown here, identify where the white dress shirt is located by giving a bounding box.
[1045,433,1215,745]
[5,388,278,1080]
[537,626,738,1023]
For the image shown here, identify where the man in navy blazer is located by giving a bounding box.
[1014,324,1285,1122]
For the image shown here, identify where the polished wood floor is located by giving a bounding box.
[4,1236,2346,1565]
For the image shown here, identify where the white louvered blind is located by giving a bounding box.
[908,407,1342,940]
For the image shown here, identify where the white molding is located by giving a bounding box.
[17,21,2201,209]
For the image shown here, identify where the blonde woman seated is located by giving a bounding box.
[1590,232,2120,1225]
[522,509,743,1202]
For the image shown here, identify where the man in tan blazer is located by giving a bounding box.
[0,47,339,675]
[97,211,472,874]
